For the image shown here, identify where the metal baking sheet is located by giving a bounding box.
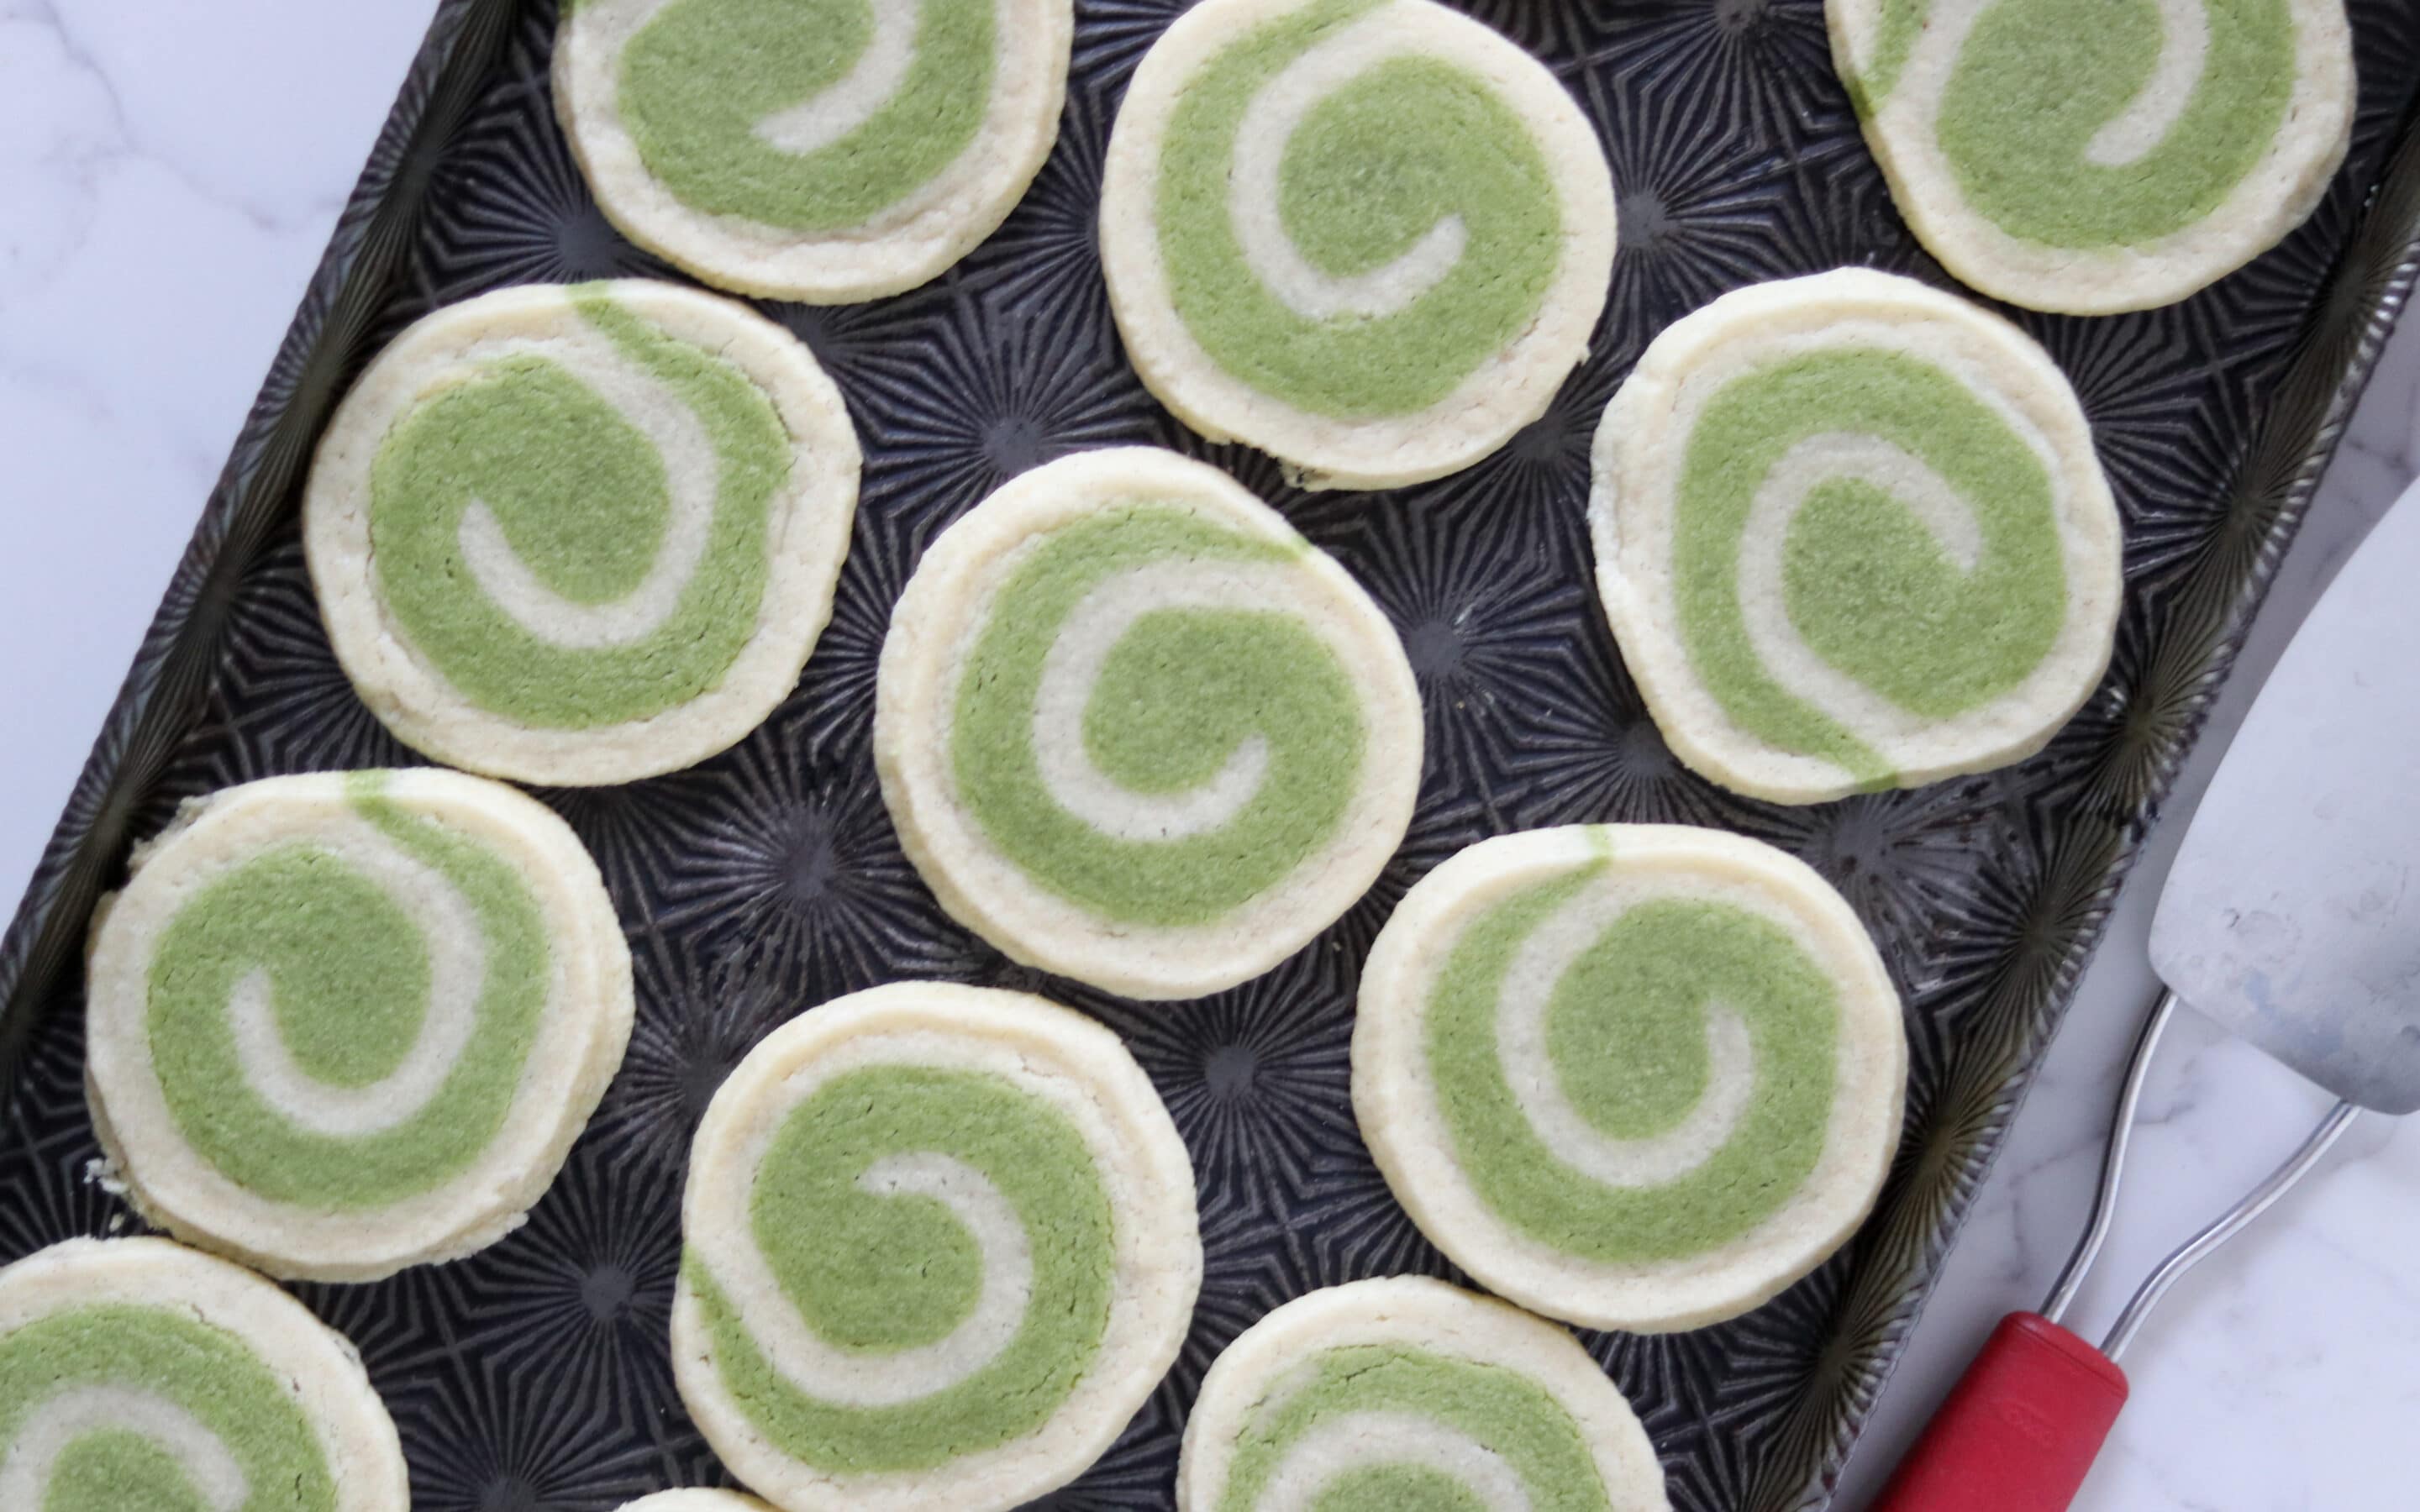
[5,2,2419,1507]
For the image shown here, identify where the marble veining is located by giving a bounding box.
[3,2,2417,1508]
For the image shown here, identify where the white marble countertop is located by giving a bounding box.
[3,3,2417,1508]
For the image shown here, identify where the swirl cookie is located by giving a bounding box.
[306,280,860,786]
[1590,270,2121,806]
[0,1237,407,1510]
[85,769,634,1283]
[620,1495,771,1512]
[1100,0,1617,490]
[555,0,1074,302]
[1829,0,2354,313]
[1354,826,1906,1332]
[876,448,1421,999]
[672,983,1201,1512]
[1178,1277,1666,1511]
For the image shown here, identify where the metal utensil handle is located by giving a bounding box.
[2097,1096,2357,1360]
[1870,986,2360,1512]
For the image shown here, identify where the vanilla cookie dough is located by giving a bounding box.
[1100,0,1617,489]
[0,1237,408,1510]
[672,983,1201,1512]
[555,0,1073,302]
[1829,0,2354,312]
[1354,826,1907,1333]
[1591,270,2122,805]
[84,769,635,1283]
[876,447,1422,999]
[1178,1276,1667,1511]
[306,279,860,785]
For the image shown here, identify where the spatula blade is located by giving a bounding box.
[2148,490,2420,1114]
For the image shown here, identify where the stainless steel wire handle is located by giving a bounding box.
[2037,985,2360,1360]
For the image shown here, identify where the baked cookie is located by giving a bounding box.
[1177,1276,1666,1510]
[1590,270,2122,805]
[1828,0,2354,312]
[1354,826,1906,1332]
[876,447,1421,1000]
[85,769,634,1283]
[618,1494,772,1512]
[0,1237,407,1510]
[1101,0,1616,489]
[672,983,1201,1512]
[556,0,1074,302]
[306,279,859,785]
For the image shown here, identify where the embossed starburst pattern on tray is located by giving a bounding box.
[3,2,2419,1509]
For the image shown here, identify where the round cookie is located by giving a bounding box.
[1353,826,1906,1333]
[306,279,860,786]
[619,1494,772,1511]
[875,447,1421,1000]
[1828,0,2354,313]
[1100,0,1617,490]
[1590,270,2122,806]
[0,1237,407,1510]
[85,769,635,1283]
[672,982,1202,1512]
[1177,1276,1666,1511]
[555,0,1073,303]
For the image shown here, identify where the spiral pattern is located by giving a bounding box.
[955,505,1366,926]
[686,1066,1110,1450]
[673,984,1199,1511]
[138,775,544,1207]
[308,280,858,785]
[1101,0,1614,486]
[876,448,1420,999]
[364,286,788,729]
[1589,270,2120,804]
[616,0,997,232]
[1831,0,2352,309]
[84,770,632,1280]
[1427,846,1835,1257]
[1355,827,1905,1331]
[1179,1279,1664,1512]
[557,0,1072,300]
[0,1241,405,1512]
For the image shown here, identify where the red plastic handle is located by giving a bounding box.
[1868,1312,2130,1512]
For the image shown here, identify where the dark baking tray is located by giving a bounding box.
[6,1,2419,1507]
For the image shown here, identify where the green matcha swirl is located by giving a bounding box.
[950,504,1367,928]
[139,773,550,1208]
[1847,0,2297,250]
[1215,1343,1613,1512]
[614,0,997,232]
[1153,0,1565,419]
[365,284,792,732]
[0,1303,337,1512]
[1427,837,1841,1263]
[1666,346,2067,788]
[683,1063,1116,1471]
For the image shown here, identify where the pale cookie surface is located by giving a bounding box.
[1176,1276,1667,1511]
[556,0,1073,302]
[876,447,1422,1000]
[1829,0,2354,312]
[306,279,860,785]
[1100,0,1616,489]
[0,1236,408,1511]
[84,769,634,1283]
[1354,826,1906,1333]
[1591,270,2122,805]
[672,982,1202,1512]
[618,1494,773,1511]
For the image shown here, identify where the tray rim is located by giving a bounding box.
[3,3,2417,1508]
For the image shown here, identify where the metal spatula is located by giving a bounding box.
[1870,488,2420,1512]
